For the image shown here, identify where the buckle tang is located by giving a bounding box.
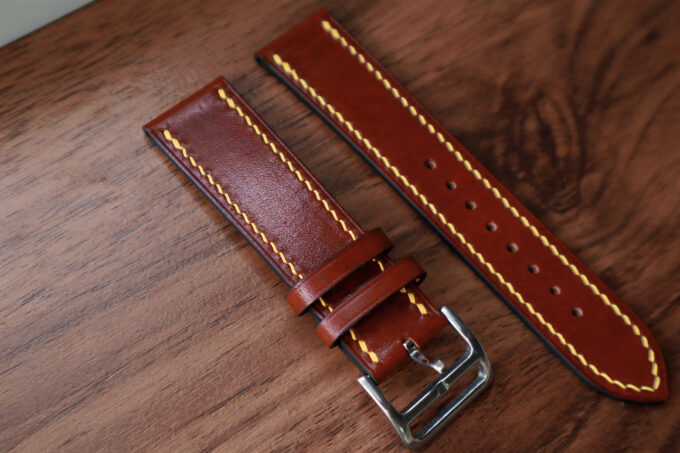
[358,306,492,449]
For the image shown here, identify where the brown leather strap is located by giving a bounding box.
[286,228,392,315]
[316,257,425,347]
[143,77,446,383]
[256,9,668,402]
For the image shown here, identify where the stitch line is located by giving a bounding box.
[215,90,386,364]
[272,44,659,392]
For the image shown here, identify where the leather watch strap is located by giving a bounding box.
[256,9,668,402]
[143,77,447,383]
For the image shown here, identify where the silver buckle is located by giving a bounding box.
[358,307,492,449]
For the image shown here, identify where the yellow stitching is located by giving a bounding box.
[163,129,302,279]
[372,257,426,315]
[274,41,660,393]
[215,88,380,363]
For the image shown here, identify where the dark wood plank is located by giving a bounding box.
[0,0,678,451]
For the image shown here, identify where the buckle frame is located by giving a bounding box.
[358,306,492,449]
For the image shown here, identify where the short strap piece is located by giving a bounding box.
[144,76,448,384]
[316,258,425,347]
[286,229,392,315]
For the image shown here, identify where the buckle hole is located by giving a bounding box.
[528,265,539,274]
[446,180,456,190]
[572,307,583,317]
[425,159,436,169]
[507,243,518,253]
[486,222,497,232]
[550,286,561,295]
[465,201,477,210]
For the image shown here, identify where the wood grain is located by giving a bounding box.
[0,0,678,451]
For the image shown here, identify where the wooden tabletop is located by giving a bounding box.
[1,0,678,451]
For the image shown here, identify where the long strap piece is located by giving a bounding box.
[256,9,667,402]
[143,77,446,383]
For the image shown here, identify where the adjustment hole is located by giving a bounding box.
[425,159,437,169]
[572,307,583,317]
[550,286,561,295]
[507,243,518,253]
[528,264,539,274]
[486,222,497,232]
[446,180,456,190]
[465,201,477,210]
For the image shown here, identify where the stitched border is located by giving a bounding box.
[271,39,659,392]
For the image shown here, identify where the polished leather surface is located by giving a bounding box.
[286,228,392,315]
[257,9,668,402]
[316,257,425,347]
[144,78,446,382]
